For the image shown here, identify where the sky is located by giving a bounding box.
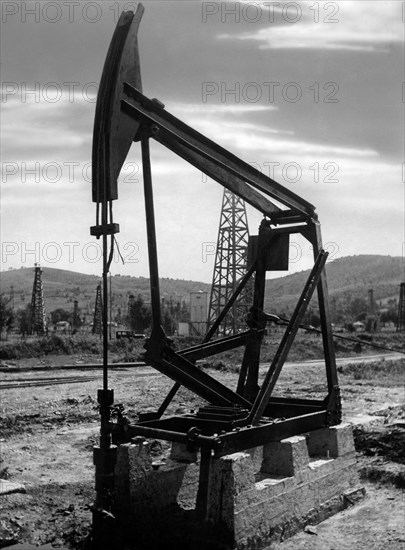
[1,0,404,284]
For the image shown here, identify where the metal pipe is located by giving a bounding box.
[102,231,109,391]
[129,424,221,451]
[141,138,162,331]
[101,138,109,392]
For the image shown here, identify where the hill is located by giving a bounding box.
[265,255,404,317]
[0,255,403,323]
[0,267,211,323]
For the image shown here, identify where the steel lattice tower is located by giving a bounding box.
[30,264,46,335]
[397,282,405,332]
[207,189,252,336]
[93,283,103,335]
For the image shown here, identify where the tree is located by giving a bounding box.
[348,298,368,322]
[380,307,397,325]
[0,293,14,337]
[161,309,176,336]
[72,301,82,332]
[16,305,32,336]
[302,309,321,328]
[50,308,71,325]
[127,295,151,333]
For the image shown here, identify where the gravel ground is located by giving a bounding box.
[0,353,403,549]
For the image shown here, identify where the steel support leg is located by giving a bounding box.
[247,249,328,424]
[302,223,341,423]
[237,224,268,401]
[195,449,212,520]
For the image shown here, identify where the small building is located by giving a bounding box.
[55,321,70,333]
[352,321,365,332]
[178,322,190,337]
[190,291,208,336]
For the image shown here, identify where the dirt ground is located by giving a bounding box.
[0,350,404,549]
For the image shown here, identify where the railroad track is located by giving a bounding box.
[0,369,160,390]
[0,361,147,373]
[0,375,99,390]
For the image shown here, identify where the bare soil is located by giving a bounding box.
[0,350,404,549]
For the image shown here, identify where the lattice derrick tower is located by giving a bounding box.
[208,189,252,336]
[93,283,103,335]
[397,282,405,332]
[30,263,46,335]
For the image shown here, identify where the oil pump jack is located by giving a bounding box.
[90,5,341,547]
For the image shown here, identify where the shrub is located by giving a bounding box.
[337,358,404,382]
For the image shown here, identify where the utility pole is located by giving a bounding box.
[397,282,405,332]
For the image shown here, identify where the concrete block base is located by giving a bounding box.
[113,423,364,549]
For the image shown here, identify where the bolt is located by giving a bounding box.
[151,98,165,109]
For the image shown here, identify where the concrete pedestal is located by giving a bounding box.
[113,424,364,549]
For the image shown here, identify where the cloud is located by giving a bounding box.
[1,93,93,163]
[168,101,296,139]
[218,1,403,52]
[178,111,379,161]
[170,103,277,115]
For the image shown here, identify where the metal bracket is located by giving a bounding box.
[90,223,120,239]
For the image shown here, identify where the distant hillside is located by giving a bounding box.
[0,267,211,322]
[0,255,403,322]
[265,255,404,316]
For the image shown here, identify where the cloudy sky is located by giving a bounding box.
[1,0,404,283]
